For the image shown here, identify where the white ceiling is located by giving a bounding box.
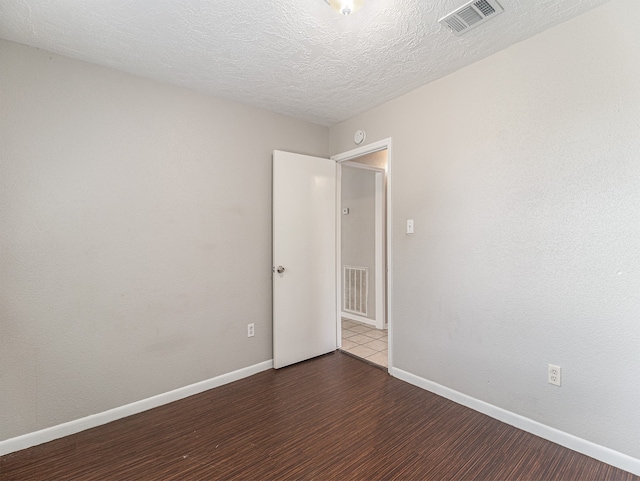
[0,0,610,126]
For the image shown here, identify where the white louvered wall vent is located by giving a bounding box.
[439,0,504,36]
[344,266,368,316]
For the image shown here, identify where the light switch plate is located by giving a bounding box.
[407,219,414,234]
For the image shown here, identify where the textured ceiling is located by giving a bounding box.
[0,0,610,126]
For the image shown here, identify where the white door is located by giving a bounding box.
[273,150,337,369]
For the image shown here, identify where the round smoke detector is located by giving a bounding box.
[354,130,366,145]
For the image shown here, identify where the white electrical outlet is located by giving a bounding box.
[247,323,255,338]
[548,364,561,386]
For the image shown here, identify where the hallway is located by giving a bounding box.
[340,319,387,368]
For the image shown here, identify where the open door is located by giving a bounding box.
[273,150,337,369]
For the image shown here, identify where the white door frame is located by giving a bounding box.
[332,138,393,370]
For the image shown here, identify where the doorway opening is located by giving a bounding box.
[335,146,389,368]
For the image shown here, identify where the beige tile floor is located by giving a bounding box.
[341,319,388,368]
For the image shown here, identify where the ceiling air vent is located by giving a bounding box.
[439,0,504,36]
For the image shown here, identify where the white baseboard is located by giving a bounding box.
[389,367,640,477]
[341,312,376,327]
[0,360,273,457]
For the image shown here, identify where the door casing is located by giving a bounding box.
[333,138,393,370]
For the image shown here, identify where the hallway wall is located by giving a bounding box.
[341,166,376,320]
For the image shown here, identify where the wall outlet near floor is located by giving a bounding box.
[548,364,561,386]
[247,323,255,338]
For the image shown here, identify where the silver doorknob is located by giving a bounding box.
[276,266,285,274]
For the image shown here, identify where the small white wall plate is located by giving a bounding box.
[354,130,366,145]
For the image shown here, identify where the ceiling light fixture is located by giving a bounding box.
[325,0,363,16]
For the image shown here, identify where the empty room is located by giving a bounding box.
[1,0,639,479]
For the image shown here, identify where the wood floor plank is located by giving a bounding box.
[1,351,637,480]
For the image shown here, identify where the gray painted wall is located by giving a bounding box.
[0,39,328,441]
[341,166,376,319]
[330,0,640,460]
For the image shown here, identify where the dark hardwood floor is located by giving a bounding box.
[1,351,637,480]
